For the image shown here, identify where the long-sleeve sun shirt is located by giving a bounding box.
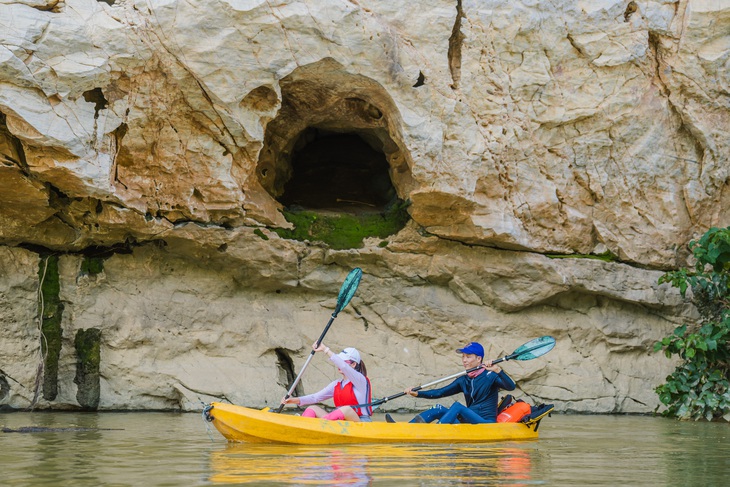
[416,369,516,422]
[296,353,371,418]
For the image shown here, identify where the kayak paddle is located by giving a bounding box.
[273,267,363,413]
[356,335,556,409]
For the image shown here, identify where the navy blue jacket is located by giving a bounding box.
[416,370,516,422]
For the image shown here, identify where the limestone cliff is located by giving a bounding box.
[1,0,727,413]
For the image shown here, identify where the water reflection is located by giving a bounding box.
[2,412,728,486]
[210,443,536,486]
[658,419,730,487]
[2,412,108,486]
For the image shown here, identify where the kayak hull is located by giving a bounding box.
[205,402,540,444]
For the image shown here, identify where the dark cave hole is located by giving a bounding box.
[82,88,108,119]
[275,348,303,397]
[414,71,425,87]
[279,129,396,213]
[0,375,9,402]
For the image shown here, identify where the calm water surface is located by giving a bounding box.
[1,411,728,486]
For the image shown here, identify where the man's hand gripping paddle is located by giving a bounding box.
[355,336,556,409]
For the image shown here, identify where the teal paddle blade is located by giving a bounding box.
[511,336,556,360]
[333,267,362,316]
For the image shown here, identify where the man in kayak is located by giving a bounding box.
[280,342,373,422]
[390,341,515,424]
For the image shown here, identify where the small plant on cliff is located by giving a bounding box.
[654,227,730,421]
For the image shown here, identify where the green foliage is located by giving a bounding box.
[273,199,410,250]
[655,227,730,421]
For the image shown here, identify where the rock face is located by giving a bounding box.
[0,0,726,412]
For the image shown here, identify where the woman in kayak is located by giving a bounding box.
[281,342,373,422]
[390,341,515,424]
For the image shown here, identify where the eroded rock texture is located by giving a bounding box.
[1,0,727,412]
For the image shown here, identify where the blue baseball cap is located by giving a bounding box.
[456,342,484,357]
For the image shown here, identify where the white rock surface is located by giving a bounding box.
[0,0,724,412]
[0,229,687,413]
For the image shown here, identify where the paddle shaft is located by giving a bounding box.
[364,365,481,407]
[273,313,336,413]
[357,339,550,408]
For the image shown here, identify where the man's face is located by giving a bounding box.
[461,353,483,369]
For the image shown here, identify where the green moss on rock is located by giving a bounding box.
[253,228,270,240]
[80,256,105,276]
[38,255,63,401]
[546,251,618,262]
[274,199,410,250]
[74,328,101,410]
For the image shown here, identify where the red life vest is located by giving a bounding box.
[333,378,372,417]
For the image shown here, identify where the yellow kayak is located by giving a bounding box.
[204,402,542,444]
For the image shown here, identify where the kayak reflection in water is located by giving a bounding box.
[208,444,531,486]
[393,341,516,424]
[280,342,373,422]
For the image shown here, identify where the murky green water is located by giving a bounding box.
[1,411,728,486]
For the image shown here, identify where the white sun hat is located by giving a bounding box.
[337,347,361,364]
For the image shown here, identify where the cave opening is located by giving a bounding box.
[275,348,303,397]
[254,59,416,247]
[279,128,396,214]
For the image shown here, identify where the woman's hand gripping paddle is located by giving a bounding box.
[355,336,556,409]
[273,267,363,413]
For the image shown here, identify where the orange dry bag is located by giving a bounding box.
[496,401,531,423]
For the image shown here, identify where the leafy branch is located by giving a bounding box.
[654,227,730,421]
